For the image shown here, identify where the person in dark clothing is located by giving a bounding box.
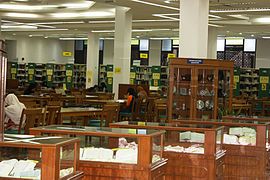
[24,83,37,95]
[98,82,107,92]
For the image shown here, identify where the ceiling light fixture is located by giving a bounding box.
[59,37,88,40]
[1,25,37,29]
[262,37,270,39]
[0,4,56,11]
[131,0,179,11]
[51,11,114,18]
[5,12,40,18]
[60,2,95,9]
[153,14,179,21]
[254,17,270,23]
[208,24,223,27]
[211,8,270,13]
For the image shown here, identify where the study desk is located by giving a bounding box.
[60,107,102,125]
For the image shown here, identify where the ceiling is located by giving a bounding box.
[1,0,270,39]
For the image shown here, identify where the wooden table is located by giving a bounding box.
[60,107,102,125]
[82,99,125,106]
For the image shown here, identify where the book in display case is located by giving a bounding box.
[168,58,234,120]
[29,125,167,180]
[0,134,83,180]
[110,121,225,180]
[173,118,270,179]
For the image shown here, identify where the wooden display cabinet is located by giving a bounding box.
[173,119,269,179]
[0,135,83,179]
[29,125,167,180]
[168,58,234,120]
[110,121,225,180]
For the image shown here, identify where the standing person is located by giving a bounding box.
[4,94,26,130]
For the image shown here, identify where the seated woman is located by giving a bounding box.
[4,94,26,131]
[136,86,148,103]
[121,87,136,113]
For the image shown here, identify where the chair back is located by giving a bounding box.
[132,97,143,121]
[101,103,120,126]
[47,100,63,106]
[145,98,156,122]
[75,94,85,104]
[23,101,38,108]
[44,106,61,125]
[19,108,43,134]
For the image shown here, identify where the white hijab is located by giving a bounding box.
[4,94,26,125]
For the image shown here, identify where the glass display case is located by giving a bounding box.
[173,119,269,179]
[168,58,234,120]
[29,125,167,180]
[110,121,225,180]
[0,134,83,179]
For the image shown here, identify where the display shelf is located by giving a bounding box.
[73,64,86,89]
[110,121,225,180]
[30,125,167,180]
[98,64,113,92]
[0,135,83,180]
[259,68,270,98]
[173,118,270,179]
[239,68,259,98]
[168,58,234,120]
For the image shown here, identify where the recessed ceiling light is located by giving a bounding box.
[262,37,270,39]
[254,17,270,23]
[239,33,243,35]
[12,33,16,35]
[164,0,170,3]
[44,36,48,39]
[211,8,270,13]
[60,2,95,9]
[2,25,37,29]
[29,35,33,37]
[226,31,230,33]
[251,34,255,37]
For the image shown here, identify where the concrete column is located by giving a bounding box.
[149,40,161,66]
[113,7,132,99]
[103,39,114,65]
[86,32,99,88]
[179,0,209,58]
[207,27,218,59]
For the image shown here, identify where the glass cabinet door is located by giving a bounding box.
[194,68,216,120]
[218,69,233,118]
[171,67,192,119]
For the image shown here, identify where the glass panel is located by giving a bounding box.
[78,135,139,164]
[173,67,192,119]
[152,135,162,165]
[197,69,215,120]
[0,147,42,179]
[218,69,232,117]
[165,130,205,154]
[60,143,75,178]
[34,125,160,135]
[223,126,256,146]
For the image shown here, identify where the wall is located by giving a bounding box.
[103,39,114,65]
[256,39,270,68]
[6,36,74,64]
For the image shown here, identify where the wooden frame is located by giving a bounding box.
[0,40,7,142]
[109,121,225,180]
[29,125,167,180]
[173,119,269,179]
[168,58,234,120]
[0,136,82,180]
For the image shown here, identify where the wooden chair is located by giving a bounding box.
[119,97,136,121]
[43,106,61,125]
[47,100,63,106]
[101,103,120,126]
[132,97,144,121]
[145,98,156,122]
[18,108,43,134]
[154,98,168,122]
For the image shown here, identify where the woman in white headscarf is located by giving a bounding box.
[4,94,26,130]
